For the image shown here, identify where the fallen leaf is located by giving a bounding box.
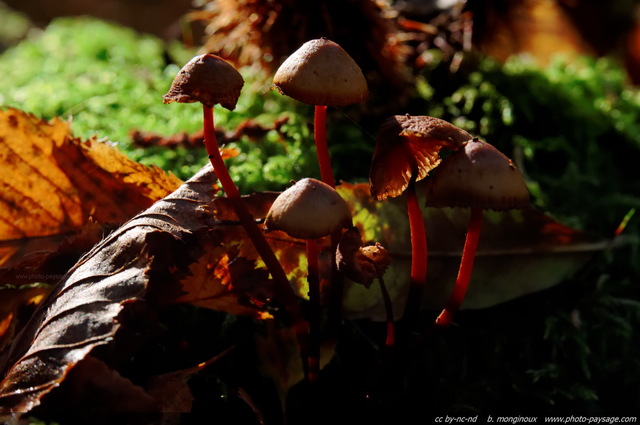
[0,218,108,287]
[0,108,183,275]
[176,247,276,319]
[0,163,220,417]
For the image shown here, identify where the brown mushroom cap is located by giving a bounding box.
[264,178,353,239]
[369,115,473,201]
[424,139,530,210]
[272,38,369,106]
[336,228,392,287]
[163,54,244,110]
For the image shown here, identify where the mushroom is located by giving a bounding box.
[336,227,394,346]
[424,138,530,326]
[265,178,353,381]
[273,38,369,328]
[369,114,471,313]
[273,38,369,187]
[163,54,309,372]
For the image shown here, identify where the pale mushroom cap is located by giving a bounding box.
[264,178,353,239]
[163,54,244,110]
[424,139,530,210]
[369,115,473,201]
[272,38,369,106]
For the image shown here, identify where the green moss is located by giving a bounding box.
[0,17,318,189]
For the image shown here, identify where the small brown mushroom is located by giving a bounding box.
[273,38,369,108]
[369,115,471,313]
[265,178,353,381]
[370,115,472,200]
[265,178,353,240]
[273,38,369,187]
[424,139,530,210]
[425,139,530,326]
[163,54,244,110]
[164,54,311,380]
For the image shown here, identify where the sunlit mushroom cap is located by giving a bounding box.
[425,139,530,210]
[369,115,472,201]
[264,178,353,239]
[163,54,244,110]
[272,38,369,106]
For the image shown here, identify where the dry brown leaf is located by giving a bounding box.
[176,246,276,319]
[0,218,108,287]
[0,108,183,273]
[0,164,219,417]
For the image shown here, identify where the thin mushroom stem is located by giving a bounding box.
[314,105,335,188]
[377,274,395,347]
[405,176,427,314]
[306,238,321,382]
[436,206,483,327]
[202,105,310,374]
[313,105,345,335]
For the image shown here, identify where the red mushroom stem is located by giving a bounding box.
[435,206,483,326]
[405,177,428,313]
[313,105,335,188]
[202,105,310,373]
[306,238,321,382]
[377,275,395,347]
[313,104,346,335]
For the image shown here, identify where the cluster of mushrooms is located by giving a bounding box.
[162,38,530,382]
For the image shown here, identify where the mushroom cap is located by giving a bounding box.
[369,115,473,201]
[272,38,369,106]
[342,245,392,288]
[163,54,244,110]
[264,178,353,239]
[424,139,530,210]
